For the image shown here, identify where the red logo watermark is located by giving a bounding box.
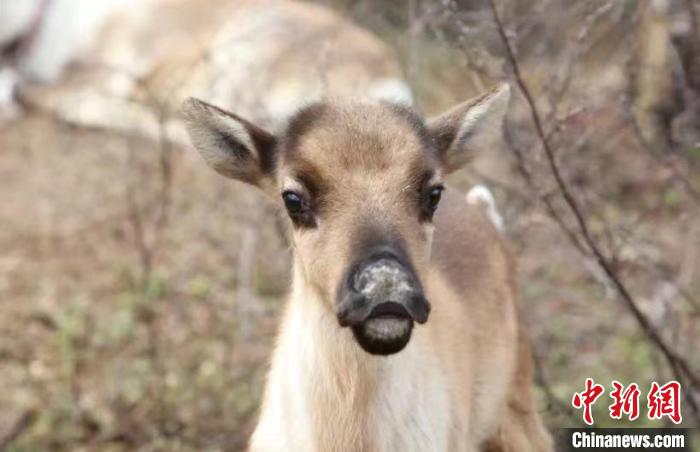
[571,379,682,425]
[572,378,605,425]
[647,381,682,424]
[609,380,641,421]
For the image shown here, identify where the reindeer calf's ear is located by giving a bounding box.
[428,83,510,173]
[181,98,277,188]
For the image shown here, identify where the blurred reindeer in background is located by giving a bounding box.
[0,0,123,119]
[6,0,413,140]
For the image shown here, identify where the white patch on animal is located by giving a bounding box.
[0,67,20,123]
[368,78,415,105]
[466,184,504,231]
[0,69,20,113]
[0,0,125,119]
[371,334,450,452]
[0,0,37,45]
[2,0,122,82]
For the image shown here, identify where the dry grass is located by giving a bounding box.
[0,115,287,451]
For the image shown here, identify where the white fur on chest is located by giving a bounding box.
[250,295,451,452]
[249,303,316,451]
[370,332,450,452]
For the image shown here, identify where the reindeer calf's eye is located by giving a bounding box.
[428,186,443,211]
[282,191,303,214]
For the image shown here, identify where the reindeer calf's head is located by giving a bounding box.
[182,84,510,355]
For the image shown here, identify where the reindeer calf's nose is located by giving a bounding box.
[337,257,430,326]
[353,258,415,302]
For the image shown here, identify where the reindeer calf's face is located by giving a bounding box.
[279,103,441,354]
[183,85,510,355]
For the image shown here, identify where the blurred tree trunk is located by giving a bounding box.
[670,0,700,149]
[677,0,700,91]
[630,0,681,151]
[631,0,700,151]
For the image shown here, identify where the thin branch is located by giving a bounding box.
[503,121,590,256]
[547,1,616,117]
[125,177,152,285]
[488,0,700,417]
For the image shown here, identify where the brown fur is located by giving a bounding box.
[434,190,552,451]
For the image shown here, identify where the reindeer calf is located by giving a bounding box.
[183,83,552,451]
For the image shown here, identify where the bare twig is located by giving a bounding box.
[547,1,616,117]
[502,124,590,256]
[125,177,152,284]
[488,0,700,417]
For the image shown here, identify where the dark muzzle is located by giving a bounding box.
[336,250,430,355]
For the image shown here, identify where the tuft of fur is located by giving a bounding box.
[466,184,505,231]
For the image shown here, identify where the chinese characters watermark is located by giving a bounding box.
[571,379,682,425]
